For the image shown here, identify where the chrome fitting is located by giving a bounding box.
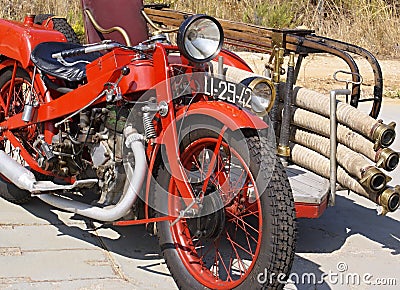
[124,126,144,147]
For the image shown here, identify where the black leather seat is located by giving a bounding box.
[31,42,102,82]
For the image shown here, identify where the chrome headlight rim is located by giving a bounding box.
[177,14,224,64]
[248,77,276,116]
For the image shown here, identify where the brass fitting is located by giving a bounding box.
[376,148,399,172]
[288,52,295,67]
[271,47,285,83]
[277,145,290,157]
[359,167,388,192]
[372,121,396,150]
[247,77,276,115]
[377,186,400,215]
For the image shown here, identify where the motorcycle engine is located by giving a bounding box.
[43,104,142,207]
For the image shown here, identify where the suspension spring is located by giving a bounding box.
[142,112,157,139]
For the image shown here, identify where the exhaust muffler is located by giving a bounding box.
[0,151,97,193]
[0,151,37,192]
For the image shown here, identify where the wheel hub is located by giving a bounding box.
[187,185,225,240]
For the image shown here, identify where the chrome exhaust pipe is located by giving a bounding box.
[0,151,98,192]
[0,127,146,222]
[37,127,147,222]
[0,151,36,192]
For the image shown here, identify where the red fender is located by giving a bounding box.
[0,59,19,73]
[219,49,253,72]
[175,100,267,131]
[0,19,66,68]
[144,101,267,219]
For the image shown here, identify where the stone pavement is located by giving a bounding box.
[0,198,176,289]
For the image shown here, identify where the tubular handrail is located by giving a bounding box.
[84,9,132,46]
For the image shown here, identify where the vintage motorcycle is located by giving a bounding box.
[0,4,295,290]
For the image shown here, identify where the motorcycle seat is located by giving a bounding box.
[31,42,102,82]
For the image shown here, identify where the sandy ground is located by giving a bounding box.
[238,52,400,98]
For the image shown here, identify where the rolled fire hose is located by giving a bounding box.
[291,106,399,171]
[291,128,388,192]
[293,87,396,149]
[290,143,399,213]
[291,143,374,198]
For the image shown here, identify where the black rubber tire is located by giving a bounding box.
[34,14,80,44]
[0,69,34,204]
[154,128,297,290]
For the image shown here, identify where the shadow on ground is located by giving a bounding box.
[18,192,399,289]
[21,198,162,262]
[297,193,399,255]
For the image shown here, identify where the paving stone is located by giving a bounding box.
[0,249,115,282]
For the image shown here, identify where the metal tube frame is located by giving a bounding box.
[329,89,351,206]
[143,8,383,118]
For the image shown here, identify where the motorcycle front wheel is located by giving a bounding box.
[154,128,296,289]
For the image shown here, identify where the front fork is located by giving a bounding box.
[148,103,227,219]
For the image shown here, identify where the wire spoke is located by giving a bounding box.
[170,135,262,287]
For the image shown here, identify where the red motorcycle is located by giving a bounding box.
[0,2,295,290]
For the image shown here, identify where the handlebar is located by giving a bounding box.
[51,42,155,59]
[51,42,122,59]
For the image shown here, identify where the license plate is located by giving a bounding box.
[204,76,252,109]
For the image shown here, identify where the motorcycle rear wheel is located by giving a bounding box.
[155,128,296,289]
[0,69,40,204]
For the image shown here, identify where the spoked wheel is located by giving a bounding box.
[155,128,296,289]
[0,68,42,204]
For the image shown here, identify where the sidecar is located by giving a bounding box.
[77,0,399,218]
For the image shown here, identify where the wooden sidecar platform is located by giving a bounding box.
[286,165,329,218]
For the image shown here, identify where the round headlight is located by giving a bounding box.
[248,78,276,116]
[177,15,224,63]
